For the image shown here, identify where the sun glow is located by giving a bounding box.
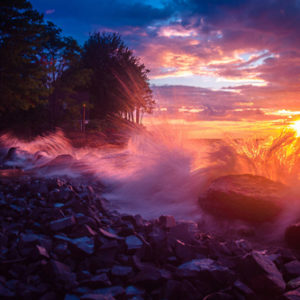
[290,120,300,137]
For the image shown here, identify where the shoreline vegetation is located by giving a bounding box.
[0,0,154,139]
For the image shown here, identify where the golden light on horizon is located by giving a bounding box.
[290,120,300,137]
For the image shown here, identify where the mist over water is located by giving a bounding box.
[1,126,300,225]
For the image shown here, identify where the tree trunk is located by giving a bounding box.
[136,107,140,124]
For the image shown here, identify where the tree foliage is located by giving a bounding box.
[82,32,154,123]
[0,0,48,113]
[0,1,155,135]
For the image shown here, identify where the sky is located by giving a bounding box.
[30,0,300,138]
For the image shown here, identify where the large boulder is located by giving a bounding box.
[199,174,287,223]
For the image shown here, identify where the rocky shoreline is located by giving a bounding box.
[1,171,300,300]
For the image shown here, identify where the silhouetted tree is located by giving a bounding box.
[41,22,90,128]
[0,0,48,114]
[0,0,90,134]
[82,32,154,124]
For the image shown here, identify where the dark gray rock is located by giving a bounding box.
[284,261,300,278]
[239,250,286,294]
[111,265,133,277]
[47,259,77,289]
[64,295,80,300]
[49,216,76,232]
[288,277,300,290]
[54,235,94,255]
[159,215,176,229]
[169,221,198,244]
[36,245,50,258]
[125,235,143,250]
[203,292,235,300]
[125,285,144,297]
[233,280,255,298]
[0,282,15,298]
[177,258,234,287]
[88,286,124,297]
[99,228,122,240]
[80,294,115,300]
[80,273,111,288]
[281,288,300,300]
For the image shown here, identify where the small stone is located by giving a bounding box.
[54,235,94,255]
[284,261,300,278]
[81,273,111,288]
[125,235,143,250]
[111,265,133,277]
[125,286,144,296]
[282,288,300,300]
[233,280,255,297]
[288,277,300,290]
[64,294,80,300]
[49,216,76,232]
[48,260,77,288]
[99,228,122,240]
[159,215,176,229]
[91,286,125,297]
[0,282,15,297]
[36,245,50,258]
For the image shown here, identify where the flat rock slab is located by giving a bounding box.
[199,174,287,223]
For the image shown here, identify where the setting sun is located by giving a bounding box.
[290,120,300,137]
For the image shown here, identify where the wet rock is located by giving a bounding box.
[54,235,94,255]
[199,174,287,223]
[239,250,286,294]
[40,291,58,300]
[125,285,144,297]
[288,277,300,290]
[133,265,164,284]
[81,273,111,288]
[99,228,123,240]
[49,216,76,231]
[159,215,176,229]
[54,242,69,257]
[81,294,115,300]
[64,295,80,300]
[281,288,300,300]
[36,245,50,258]
[84,286,125,298]
[164,279,199,300]
[111,265,133,277]
[233,280,255,298]
[285,223,300,249]
[47,259,77,289]
[0,282,15,298]
[173,239,197,262]
[169,222,197,244]
[284,261,300,279]
[203,292,235,300]
[125,235,143,250]
[177,258,234,287]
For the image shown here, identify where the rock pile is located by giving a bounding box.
[0,174,300,299]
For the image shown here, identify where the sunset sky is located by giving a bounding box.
[31,0,300,138]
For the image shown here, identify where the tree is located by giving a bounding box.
[82,32,155,124]
[0,0,48,114]
[40,22,90,128]
[0,0,90,134]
